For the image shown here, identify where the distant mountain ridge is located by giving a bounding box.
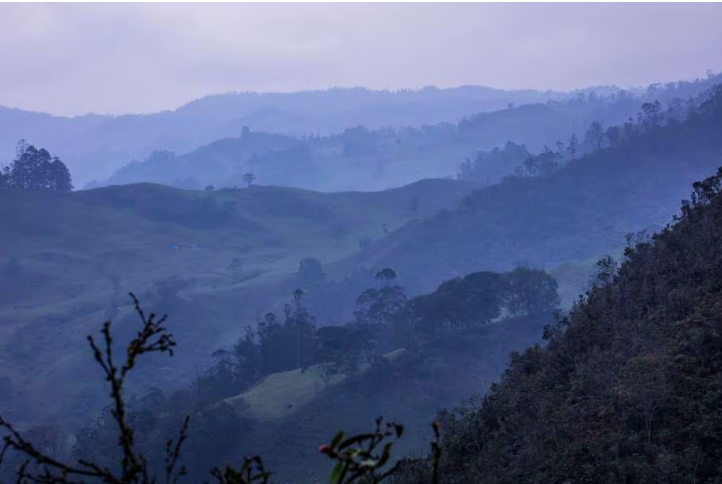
[1,71,719,190]
[97,73,722,193]
[0,83,669,187]
[0,85,582,185]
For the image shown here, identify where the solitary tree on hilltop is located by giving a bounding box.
[242,172,256,188]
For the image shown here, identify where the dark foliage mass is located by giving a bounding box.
[175,266,559,410]
[396,165,722,483]
[1,141,73,192]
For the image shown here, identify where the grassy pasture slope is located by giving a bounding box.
[0,179,478,424]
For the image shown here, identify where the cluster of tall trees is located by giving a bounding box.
[0,264,559,482]
[0,141,73,192]
[176,266,560,408]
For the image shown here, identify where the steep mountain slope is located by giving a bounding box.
[340,85,722,293]
[398,162,722,484]
[0,178,477,424]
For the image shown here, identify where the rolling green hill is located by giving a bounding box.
[0,177,478,425]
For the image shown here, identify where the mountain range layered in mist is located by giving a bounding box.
[3,44,722,483]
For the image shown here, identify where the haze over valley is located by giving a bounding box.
[2,3,722,483]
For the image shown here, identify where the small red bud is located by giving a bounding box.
[319,444,331,454]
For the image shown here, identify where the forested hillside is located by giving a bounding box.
[0,265,562,483]
[396,154,722,484]
[97,75,722,192]
[342,83,722,294]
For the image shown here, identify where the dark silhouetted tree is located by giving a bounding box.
[515,146,563,178]
[501,267,560,316]
[3,143,73,191]
[242,172,256,188]
[584,120,606,151]
[409,271,503,341]
[641,100,663,129]
[605,125,623,146]
[354,269,408,336]
[46,158,73,191]
[286,289,317,371]
[567,133,579,158]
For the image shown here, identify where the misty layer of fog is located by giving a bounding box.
[2,3,722,483]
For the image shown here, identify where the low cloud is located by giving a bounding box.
[0,3,720,116]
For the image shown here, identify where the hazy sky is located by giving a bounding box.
[1,2,721,117]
